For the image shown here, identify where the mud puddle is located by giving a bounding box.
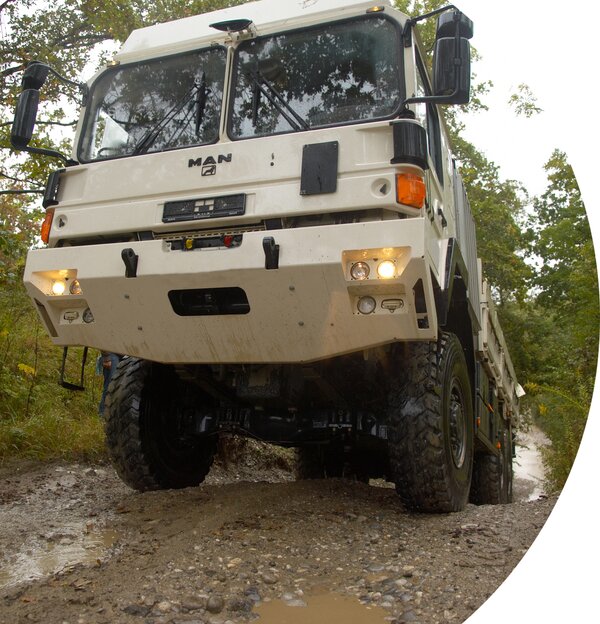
[0,522,119,589]
[514,426,549,500]
[0,459,557,624]
[255,592,389,624]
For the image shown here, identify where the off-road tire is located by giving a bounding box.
[470,453,504,504]
[470,425,513,505]
[104,358,217,491]
[504,431,514,503]
[388,333,474,513]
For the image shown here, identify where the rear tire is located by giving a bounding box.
[504,424,514,503]
[104,358,217,491]
[470,453,504,504]
[388,333,474,513]
[470,423,513,505]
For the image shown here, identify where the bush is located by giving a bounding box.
[526,379,592,491]
[0,284,106,463]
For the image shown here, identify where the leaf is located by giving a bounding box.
[17,362,36,377]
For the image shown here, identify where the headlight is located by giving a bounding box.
[357,296,376,315]
[350,261,370,281]
[377,260,396,279]
[51,280,66,296]
[69,279,83,295]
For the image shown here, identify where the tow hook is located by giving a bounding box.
[262,236,279,270]
[122,248,139,278]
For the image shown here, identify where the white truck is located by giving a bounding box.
[11,0,522,512]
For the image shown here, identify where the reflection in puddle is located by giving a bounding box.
[0,525,119,589]
[514,426,549,501]
[255,593,388,624]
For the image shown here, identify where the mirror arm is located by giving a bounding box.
[48,66,89,106]
[27,61,89,105]
[11,141,78,166]
[401,91,460,108]
[402,4,458,47]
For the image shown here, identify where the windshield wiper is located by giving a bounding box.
[249,70,309,132]
[132,74,208,155]
[195,72,209,135]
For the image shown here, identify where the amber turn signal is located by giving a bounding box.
[41,208,55,244]
[396,173,426,209]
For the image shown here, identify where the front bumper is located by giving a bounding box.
[24,219,437,363]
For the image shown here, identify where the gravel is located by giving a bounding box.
[0,458,555,624]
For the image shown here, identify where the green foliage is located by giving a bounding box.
[0,284,105,462]
[452,135,532,303]
[529,152,599,380]
[526,380,592,492]
[522,151,598,489]
[508,84,543,118]
[80,0,249,42]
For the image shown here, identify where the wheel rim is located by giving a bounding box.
[449,381,467,469]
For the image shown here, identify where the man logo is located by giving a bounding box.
[188,153,232,175]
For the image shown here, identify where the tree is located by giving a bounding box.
[524,150,598,490]
[530,150,598,379]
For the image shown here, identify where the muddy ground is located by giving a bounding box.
[0,441,554,624]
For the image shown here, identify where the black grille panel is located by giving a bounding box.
[168,287,250,316]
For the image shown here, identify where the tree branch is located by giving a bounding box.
[1,171,40,186]
[0,64,25,78]
[51,32,112,50]
[0,0,19,13]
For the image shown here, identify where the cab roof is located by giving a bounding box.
[116,0,397,63]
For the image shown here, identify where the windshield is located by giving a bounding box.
[230,16,402,139]
[79,47,226,161]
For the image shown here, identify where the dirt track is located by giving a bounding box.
[0,448,555,624]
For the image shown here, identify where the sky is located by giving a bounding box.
[454,0,598,203]
[448,2,599,622]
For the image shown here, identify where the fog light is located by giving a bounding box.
[69,279,82,295]
[377,260,396,279]
[51,280,66,296]
[82,308,94,323]
[350,261,370,281]
[357,296,376,315]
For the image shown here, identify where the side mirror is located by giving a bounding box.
[9,61,79,165]
[432,10,473,105]
[436,11,473,39]
[22,62,50,90]
[11,89,40,149]
[433,38,471,104]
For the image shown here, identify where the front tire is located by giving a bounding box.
[104,358,217,491]
[388,333,474,513]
